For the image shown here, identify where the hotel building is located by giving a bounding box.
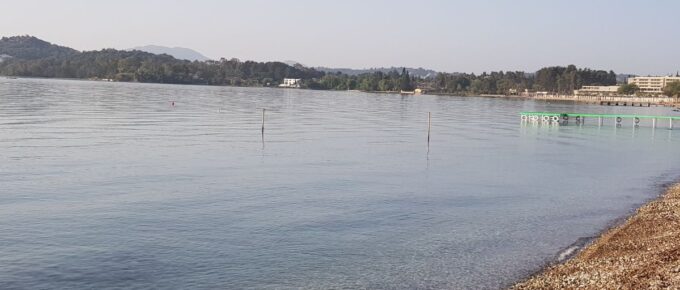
[573,85,620,96]
[627,76,680,94]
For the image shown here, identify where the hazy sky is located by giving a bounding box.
[1,0,678,74]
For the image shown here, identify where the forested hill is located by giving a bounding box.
[130,45,211,62]
[0,35,619,94]
[0,36,78,60]
[315,66,438,78]
[0,36,323,86]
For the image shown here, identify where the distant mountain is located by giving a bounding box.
[316,66,439,78]
[0,35,78,60]
[130,45,211,61]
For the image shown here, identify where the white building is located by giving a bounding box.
[627,76,680,94]
[573,85,620,96]
[279,78,301,88]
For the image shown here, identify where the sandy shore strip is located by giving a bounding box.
[513,184,680,289]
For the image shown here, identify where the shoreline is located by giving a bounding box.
[4,76,679,107]
[513,183,680,289]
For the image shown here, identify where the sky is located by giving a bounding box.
[1,0,678,75]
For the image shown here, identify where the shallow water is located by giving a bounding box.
[1,78,679,289]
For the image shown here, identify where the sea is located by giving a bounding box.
[1,78,679,289]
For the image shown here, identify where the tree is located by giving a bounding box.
[533,65,616,93]
[618,83,640,95]
[663,81,680,97]
[399,68,414,91]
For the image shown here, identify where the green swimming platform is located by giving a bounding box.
[520,112,680,129]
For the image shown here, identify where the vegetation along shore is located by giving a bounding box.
[513,184,680,289]
[1,35,622,95]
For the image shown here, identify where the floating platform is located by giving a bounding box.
[520,112,679,129]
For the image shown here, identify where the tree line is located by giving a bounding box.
[301,65,617,95]
[2,36,626,95]
[305,68,414,91]
[0,49,323,86]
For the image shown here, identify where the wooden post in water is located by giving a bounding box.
[261,108,266,134]
[427,112,432,145]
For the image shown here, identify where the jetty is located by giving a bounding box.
[519,94,678,107]
[520,112,680,129]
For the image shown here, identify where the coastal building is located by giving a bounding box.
[279,78,301,88]
[401,88,427,95]
[627,76,680,94]
[573,85,620,96]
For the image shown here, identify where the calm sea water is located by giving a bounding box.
[1,78,679,289]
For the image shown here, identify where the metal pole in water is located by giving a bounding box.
[653,118,657,129]
[671,118,674,130]
[598,117,603,127]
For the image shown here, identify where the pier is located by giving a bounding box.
[520,94,678,107]
[520,112,680,129]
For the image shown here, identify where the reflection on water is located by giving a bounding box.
[1,78,679,289]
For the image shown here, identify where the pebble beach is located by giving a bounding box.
[514,184,680,289]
